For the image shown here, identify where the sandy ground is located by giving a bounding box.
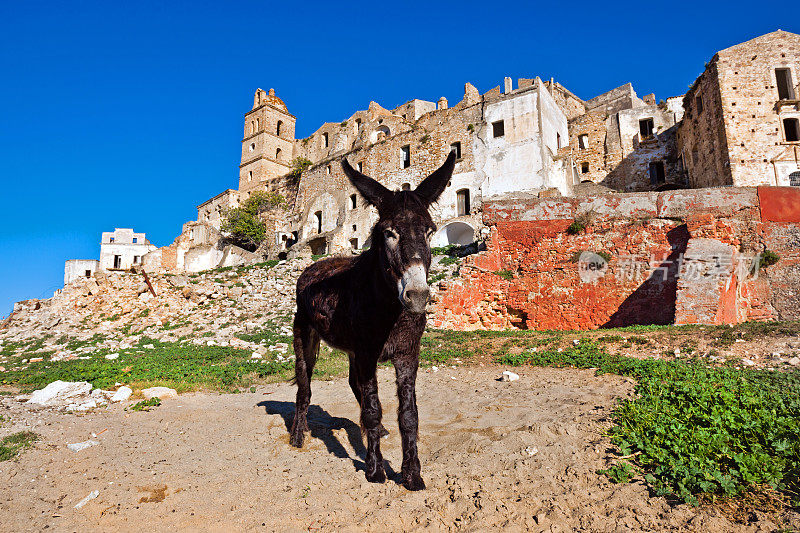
[0,366,787,532]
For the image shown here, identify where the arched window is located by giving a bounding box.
[276,148,282,160]
[277,120,283,136]
[256,118,260,131]
[350,194,357,209]
[323,132,329,148]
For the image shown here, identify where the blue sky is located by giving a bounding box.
[0,0,796,317]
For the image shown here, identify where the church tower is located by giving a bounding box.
[239,88,296,197]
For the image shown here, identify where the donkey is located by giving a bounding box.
[289,151,456,490]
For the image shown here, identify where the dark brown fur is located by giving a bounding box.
[289,152,456,490]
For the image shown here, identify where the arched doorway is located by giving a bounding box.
[431,221,474,247]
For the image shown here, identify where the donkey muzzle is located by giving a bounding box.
[398,264,430,314]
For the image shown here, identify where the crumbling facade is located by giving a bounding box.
[678,30,800,188]
[196,31,798,258]
[64,228,156,285]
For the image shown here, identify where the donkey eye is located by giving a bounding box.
[384,228,398,240]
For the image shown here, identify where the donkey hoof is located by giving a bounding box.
[289,431,305,448]
[365,469,386,484]
[403,473,426,491]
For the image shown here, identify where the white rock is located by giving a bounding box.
[788,356,800,366]
[524,446,539,457]
[66,399,98,411]
[251,352,263,359]
[67,440,99,452]
[501,370,520,382]
[741,358,755,367]
[572,339,579,346]
[74,490,99,509]
[105,352,119,360]
[27,381,92,406]
[111,386,132,402]
[142,387,178,400]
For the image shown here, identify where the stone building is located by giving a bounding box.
[201,77,574,256]
[679,30,800,187]
[99,228,157,271]
[195,30,799,258]
[63,228,156,285]
[197,189,239,230]
[64,259,99,285]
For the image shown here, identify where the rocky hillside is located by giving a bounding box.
[0,254,462,368]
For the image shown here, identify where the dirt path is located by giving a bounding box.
[0,366,778,532]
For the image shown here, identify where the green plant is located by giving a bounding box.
[494,269,514,281]
[129,397,161,411]
[759,250,780,269]
[467,124,475,132]
[420,134,430,144]
[566,221,585,235]
[598,462,636,483]
[220,191,284,251]
[0,431,38,461]
[289,157,313,177]
[497,341,800,506]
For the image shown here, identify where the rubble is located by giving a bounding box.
[27,381,92,406]
[142,387,178,400]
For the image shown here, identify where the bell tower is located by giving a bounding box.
[239,88,296,196]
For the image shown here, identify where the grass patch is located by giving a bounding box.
[0,431,38,461]
[129,397,161,411]
[497,341,800,506]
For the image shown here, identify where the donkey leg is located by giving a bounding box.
[394,357,425,490]
[289,313,319,448]
[348,353,389,437]
[357,360,385,483]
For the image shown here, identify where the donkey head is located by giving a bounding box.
[342,152,456,314]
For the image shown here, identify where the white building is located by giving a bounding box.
[64,228,157,285]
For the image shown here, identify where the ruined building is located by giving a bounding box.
[64,228,156,284]
[194,30,798,259]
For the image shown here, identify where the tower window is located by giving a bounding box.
[456,189,470,216]
[249,143,256,151]
[776,69,795,100]
[350,194,357,209]
[492,120,505,138]
[256,118,260,131]
[450,142,462,159]
[578,134,588,149]
[248,171,253,182]
[581,162,589,173]
[695,95,703,113]
[357,161,363,173]
[784,118,800,142]
[277,120,282,136]
[323,132,329,148]
[326,165,331,175]
[401,145,411,168]
[639,118,655,138]
[649,161,665,184]
[276,148,282,160]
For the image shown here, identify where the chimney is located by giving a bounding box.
[504,77,513,94]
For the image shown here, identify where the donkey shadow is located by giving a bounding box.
[258,400,400,481]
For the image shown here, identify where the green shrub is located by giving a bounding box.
[566,221,585,235]
[760,250,780,269]
[220,191,285,251]
[0,431,38,461]
[494,269,514,281]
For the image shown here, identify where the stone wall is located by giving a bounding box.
[430,186,800,330]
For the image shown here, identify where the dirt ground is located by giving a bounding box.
[0,366,789,532]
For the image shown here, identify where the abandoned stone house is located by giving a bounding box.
[64,228,156,284]
[192,30,798,259]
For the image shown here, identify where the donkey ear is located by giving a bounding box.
[414,151,456,206]
[342,158,391,207]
